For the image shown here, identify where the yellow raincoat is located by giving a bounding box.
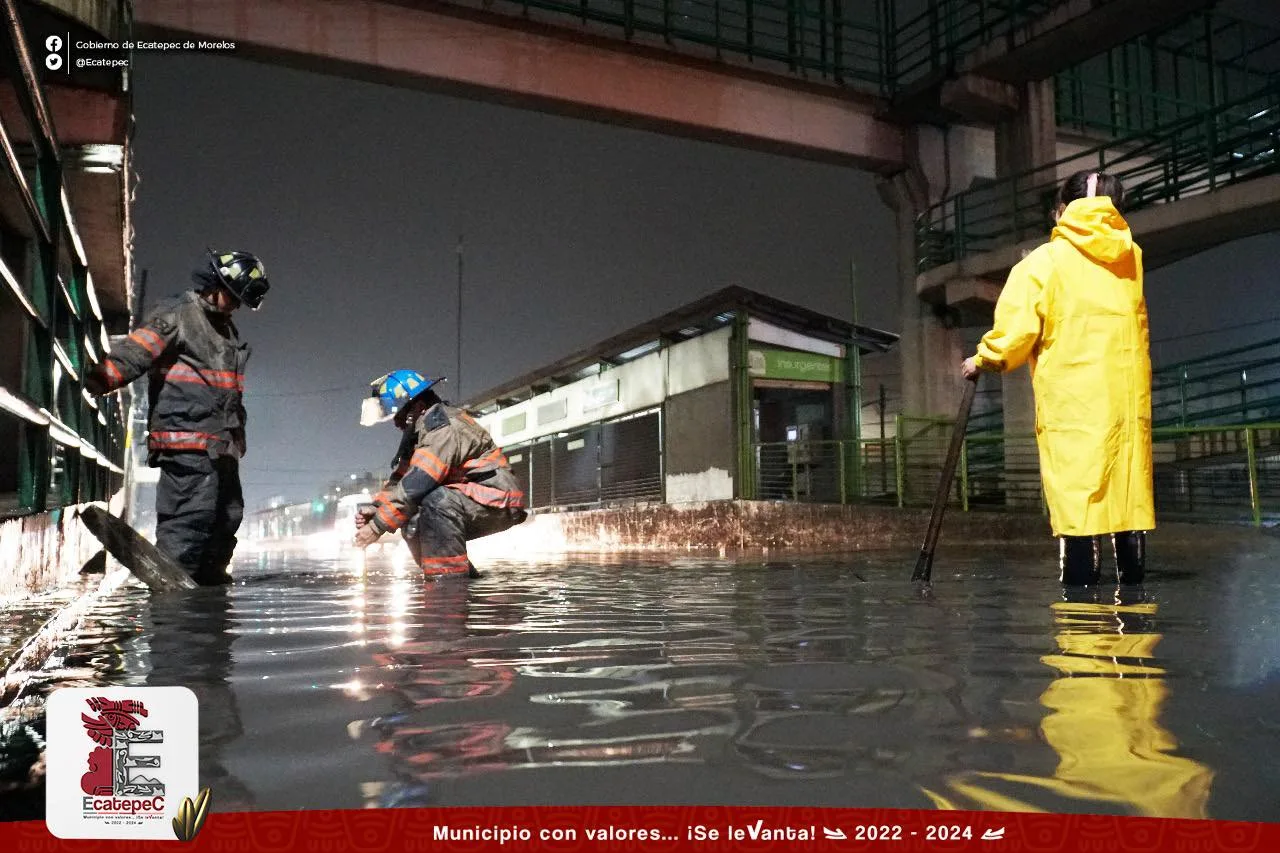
[973,196,1155,537]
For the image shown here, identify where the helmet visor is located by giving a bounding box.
[238,277,270,310]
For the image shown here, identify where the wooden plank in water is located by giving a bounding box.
[78,506,198,591]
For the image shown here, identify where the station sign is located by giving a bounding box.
[748,348,843,383]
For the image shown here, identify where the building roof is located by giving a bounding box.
[463,285,898,411]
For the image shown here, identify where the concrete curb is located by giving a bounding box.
[468,500,1280,558]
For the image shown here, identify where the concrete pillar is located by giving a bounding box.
[995,79,1057,168]
[994,79,1056,507]
[878,164,966,423]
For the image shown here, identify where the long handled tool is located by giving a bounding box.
[911,377,978,583]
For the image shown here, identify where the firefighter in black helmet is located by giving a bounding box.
[86,250,270,585]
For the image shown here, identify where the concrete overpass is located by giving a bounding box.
[132,0,905,172]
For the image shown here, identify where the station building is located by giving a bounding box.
[464,286,898,511]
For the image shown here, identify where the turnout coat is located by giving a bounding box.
[93,290,250,462]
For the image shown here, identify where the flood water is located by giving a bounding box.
[4,538,1280,821]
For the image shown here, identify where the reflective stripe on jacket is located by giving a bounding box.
[91,290,251,461]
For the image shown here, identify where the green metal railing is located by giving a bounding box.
[1056,11,1280,137]
[0,0,127,518]
[755,420,1280,527]
[497,0,885,85]
[916,83,1280,273]
[931,335,1280,450]
[880,0,1056,91]
[1152,336,1280,428]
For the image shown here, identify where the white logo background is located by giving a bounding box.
[46,686,199,840]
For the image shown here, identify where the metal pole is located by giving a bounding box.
[733,312,755,499]
[1180,368,1187,427]
[838,439,847,504]
[849,260,863,500]
[1240,369,1248,422]
[456,235,463,401]
[879,383,887,493]
[1246,427,1261,527]
[894,415,905,508]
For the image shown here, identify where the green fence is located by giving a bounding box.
[1055,10,1280,137]
[0,1,127,518]
[1152,336,1280,429]
[916,84,1280,273]
[754,420,1280,527]
[880,0,1057,91]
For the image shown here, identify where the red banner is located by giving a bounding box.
[3,807,1274,851]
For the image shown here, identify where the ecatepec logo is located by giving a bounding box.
[47,687,199,840]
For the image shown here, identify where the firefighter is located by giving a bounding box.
[86,250,270,585]
[353,370,526,578]
[961,170,1153,586]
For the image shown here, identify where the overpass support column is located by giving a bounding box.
[994,79,1056,507]
[878,127,967,424]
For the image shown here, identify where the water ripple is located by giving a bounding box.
[3,544,1279,819]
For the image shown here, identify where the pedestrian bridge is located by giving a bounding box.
[915,84,1280,323]
[127,0,1253,176]
[130,0,905,171]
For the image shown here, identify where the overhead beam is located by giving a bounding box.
[132,0,905,172]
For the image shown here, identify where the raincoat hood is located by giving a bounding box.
[1052,196,1133,264]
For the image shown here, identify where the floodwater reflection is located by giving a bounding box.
[3,543,1277,819]
[924,590,1214,816]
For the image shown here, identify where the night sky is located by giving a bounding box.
[130,52,1280,511]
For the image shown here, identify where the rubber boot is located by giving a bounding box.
[1112,530,1146,585]
[1059,536,1101,586]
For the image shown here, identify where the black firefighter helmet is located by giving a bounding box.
[207,249,270,310]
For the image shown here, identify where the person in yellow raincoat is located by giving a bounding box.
[962,170,1154,585]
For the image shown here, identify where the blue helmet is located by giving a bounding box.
[360,370,443,426]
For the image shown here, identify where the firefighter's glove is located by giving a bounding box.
[84,369,110,397]
[353,523,382,548]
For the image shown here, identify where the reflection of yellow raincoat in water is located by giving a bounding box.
[923,600,1213,817]
[972,197,1155,537]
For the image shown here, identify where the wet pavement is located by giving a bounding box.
[3,537,1280,821]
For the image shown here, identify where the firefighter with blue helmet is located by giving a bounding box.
[354,370,527,577]
[85,249,270,585]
